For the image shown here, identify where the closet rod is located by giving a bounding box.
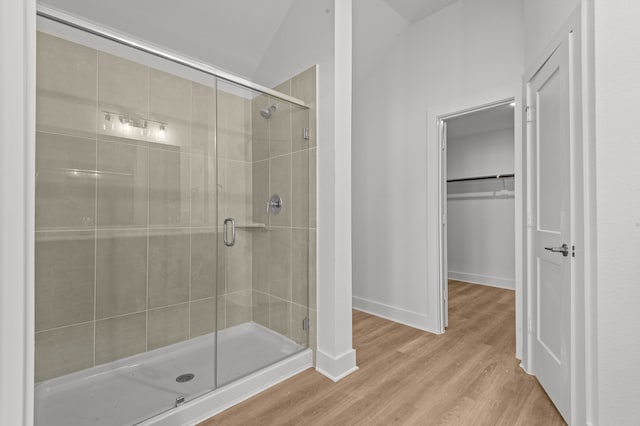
[447,173,515,183]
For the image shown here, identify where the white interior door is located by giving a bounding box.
[528,37,572,422]
[439,119,448,329]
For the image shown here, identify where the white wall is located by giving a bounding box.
[352,0,524,331]
[352,0,408,84]
[447,128,514,179]
[523,0,581,67]
[447,127,515,289]
[253,0,357,380]
[594,0,640,424]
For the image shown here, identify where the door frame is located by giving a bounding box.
[522,2,596,424]
[427,86,525,357]
[436,97,517,330]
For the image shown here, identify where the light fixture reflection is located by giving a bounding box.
[100,111,168,143]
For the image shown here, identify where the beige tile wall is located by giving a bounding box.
[250,66,318,360]
[35,32,316,382]
[34,32,250,382]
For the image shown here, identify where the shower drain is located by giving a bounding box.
[176,373,195,383]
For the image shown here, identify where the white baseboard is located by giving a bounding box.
[519,360,533,375]
[448,271,515,290]
[315,349,358,382]
[352,296,438,333]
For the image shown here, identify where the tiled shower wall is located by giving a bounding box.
[34,32,257,382]
[250,67,318,357]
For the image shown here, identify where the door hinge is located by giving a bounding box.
[572,245,576,258]
[302,317,310,331]
[442,214,446,226]
[302,127,310,140]
[526,106,536,123]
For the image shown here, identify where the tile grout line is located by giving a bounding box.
[145,65,150,353]
[214,80,221,340]
[248,93,254,327]
[289,111,294,339]
[93,51,99,368]
[35,225,221,234]
[188,81,192,340]
[252,289,309,311]
[34,225,315,233]
[266,102,272,332]
[36,298,200,336]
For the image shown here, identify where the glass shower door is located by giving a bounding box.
[215,80,310,387]
[33,30,219,425]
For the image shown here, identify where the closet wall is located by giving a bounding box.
[447,117,515,290]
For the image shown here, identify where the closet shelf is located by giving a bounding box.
[447,173,515,183]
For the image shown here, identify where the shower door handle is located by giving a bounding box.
[223,218,236,247]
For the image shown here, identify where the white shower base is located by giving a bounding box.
[35,322,310,426]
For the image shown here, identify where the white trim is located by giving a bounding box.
[315,348,358,382]
[580,1,598,423]
[144,349,313,426]
[0,0,35,425]
[315,0,357,384]
[316,365,359,383]
[448,272,515,291]
[352,296,434,332]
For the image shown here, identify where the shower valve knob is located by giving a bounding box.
[267,194,283,215]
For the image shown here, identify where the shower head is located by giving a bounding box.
[260,104,278,119]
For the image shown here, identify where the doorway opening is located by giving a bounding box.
[437,99,517,330]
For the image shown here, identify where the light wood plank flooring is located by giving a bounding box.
[201,281,566,425]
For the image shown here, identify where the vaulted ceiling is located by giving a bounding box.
[382,0,459,24]
[40,0,461,83]
[39,0,295,79]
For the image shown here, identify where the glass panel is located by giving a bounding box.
[33,31,218,425]
[34,29,311,426]
[216,80,309,387]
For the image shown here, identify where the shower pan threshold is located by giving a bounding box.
[35,322,312,426]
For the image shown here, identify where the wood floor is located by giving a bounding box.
[201,281,566,425]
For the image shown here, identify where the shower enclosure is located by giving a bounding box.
[34,12,314,425]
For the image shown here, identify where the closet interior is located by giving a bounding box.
[445,103,516,293]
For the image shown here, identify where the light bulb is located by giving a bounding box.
[159,124,166,140]
[103,113,111,131]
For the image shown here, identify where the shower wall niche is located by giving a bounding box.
[34,28,316,425]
